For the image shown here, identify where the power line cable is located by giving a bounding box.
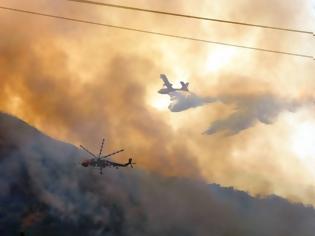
[0,6,313,60]
[69,0,315,36]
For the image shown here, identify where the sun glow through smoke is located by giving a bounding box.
[149,94,170,111]
[291,121,315,161]
[205,47,236,73]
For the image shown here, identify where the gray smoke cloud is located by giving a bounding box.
[166,91,314,135]
[203,94,310,135]
[1,112,315,236]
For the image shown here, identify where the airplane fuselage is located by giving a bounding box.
[158,88,175,94]
[158,87,189,94]
[158,74,189,94]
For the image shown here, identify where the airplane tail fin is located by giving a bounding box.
[128,158,136,168]
[180,81,189,91]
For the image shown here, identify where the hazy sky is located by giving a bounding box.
[0,0,315,206]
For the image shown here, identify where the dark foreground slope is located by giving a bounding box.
[0,112,315,236]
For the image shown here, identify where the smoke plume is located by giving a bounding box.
[203,94,314,135]
[0,0,314,208]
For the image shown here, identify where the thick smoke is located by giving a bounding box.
[1,0,315,208]
[166,92,314,135]
[1,112,315,236]
[203,94,313,135]
[0,3,202,179]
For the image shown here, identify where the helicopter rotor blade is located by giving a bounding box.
[80,145,98,159]
[101,149,124,159]
[98,138,105,157]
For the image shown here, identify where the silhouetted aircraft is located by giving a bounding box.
[158,74,189,94]
[80,138,135,175]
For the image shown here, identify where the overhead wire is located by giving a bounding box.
[69,0,315,36]
[0,6,313,60]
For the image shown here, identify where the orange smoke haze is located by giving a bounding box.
[0,0,315,205]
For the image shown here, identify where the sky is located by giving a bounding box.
[0,0,315,206]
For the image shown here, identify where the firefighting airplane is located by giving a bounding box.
[158,74,189,94]
[80,138,135,175]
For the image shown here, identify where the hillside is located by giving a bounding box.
[0,112,315,236]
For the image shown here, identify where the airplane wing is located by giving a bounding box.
[160,74,173,89]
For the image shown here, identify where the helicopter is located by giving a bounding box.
[80,138,135,174]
